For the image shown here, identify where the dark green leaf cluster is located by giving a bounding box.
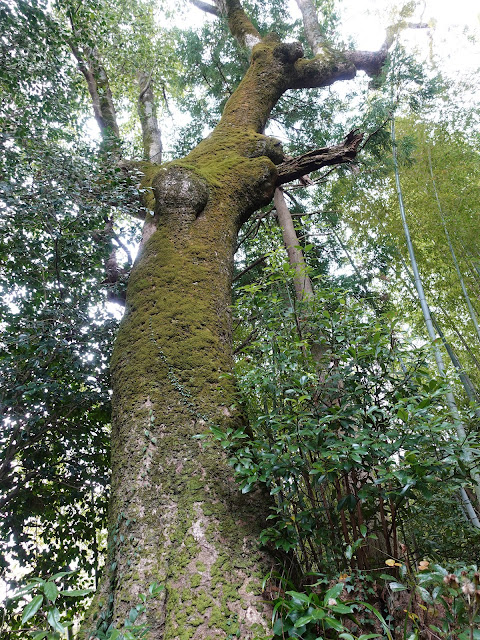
[7,570,92,639]
[0,0,140,615]
[228,264,478,575]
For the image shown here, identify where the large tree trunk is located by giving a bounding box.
[80,7,387,633]
[85,131,281,638]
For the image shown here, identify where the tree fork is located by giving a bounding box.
[81,0,406,635]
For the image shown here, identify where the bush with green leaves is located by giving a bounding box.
[266,577,392,640]
[227,261,480,577]
[7,570,92,639]
[382,562,480,640]
[6,574,163,640]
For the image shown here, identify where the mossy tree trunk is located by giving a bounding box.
[81,2,390,638]
[103,160,279,638]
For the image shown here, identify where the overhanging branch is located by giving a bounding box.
[190,0,220,16]
[276,130,363,185]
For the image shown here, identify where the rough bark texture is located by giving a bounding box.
[276,131,363,185]
[101,168,276,639]
[295,0,327,56]
[84,141,281,639]
[81,8,390,638]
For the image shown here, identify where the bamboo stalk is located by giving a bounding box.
[391,116,480,524]
[427,147,480,345]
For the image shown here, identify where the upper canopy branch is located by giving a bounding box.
[276,130,364,185]
[294,0,328,56]
[213,0,262,49]
[343,20,428,77]
[190,0,220,17]
[136,70,163,163]
[69,42,120,141]
[295,0,428,78]
[192,0,261,49]
[66,6,120,150]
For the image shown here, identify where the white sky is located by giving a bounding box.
[338,0,480,75]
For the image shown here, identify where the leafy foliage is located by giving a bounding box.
[0,0,138,607]
[227,259,480,576]
[7,574,163,640]
[2,0,480,638]
[7,570,92,639]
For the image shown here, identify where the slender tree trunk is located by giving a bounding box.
[391,116,480,524]
[427,147,480,345]
[274,188,314,300]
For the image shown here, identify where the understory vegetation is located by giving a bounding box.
[1,0,480,638]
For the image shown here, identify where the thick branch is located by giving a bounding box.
[137,71,163,163]
[343,21,428,77]
[295,0,428,79]
[343,49,387,78]
[382,20,429,51]
[289,52,356,89]
[214,0,261,49]
[276,131,363,185]
[70,42,120,142]
[190,0,220,16]
[295,0,328,56]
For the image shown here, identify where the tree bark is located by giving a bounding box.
[137,71,163,163]
[80,2,398,636]
[274,188,314,300]
[101,170,277,638]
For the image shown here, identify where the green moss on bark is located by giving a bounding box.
[85,22,311,639]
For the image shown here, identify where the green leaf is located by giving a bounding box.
[431,564,448,576]
[432,586,442,600]
[379,574,395,581]
[50,571,74,581]
[22,594,44,623]
[128,607,139,622]
[148,582,164,596]
[339,634,355,640]
[285,590,311,605]
[47,607,65,633]
[311,609,326,620]
[11,584,38,600]
[31,633,49,640]
[331,603,353,614]
[416,586,434,604]
[355,602,393,640]
[458,630,480,640]
[272,618,285,635]
[389,582,407,592]
[60,589,93,597]
[324,583,344,605]
[43,582,58,602]
[324,616,344,631]
[294,614,314,627]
